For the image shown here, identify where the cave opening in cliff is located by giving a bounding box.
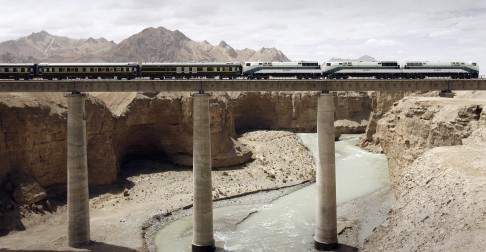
[121,143,170,167]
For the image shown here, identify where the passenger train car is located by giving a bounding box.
[140,62,241,79]
[0,63,36,80]
[0,61,480,80]
[37,63,139,80]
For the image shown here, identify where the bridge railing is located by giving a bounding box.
[1,79,486,92]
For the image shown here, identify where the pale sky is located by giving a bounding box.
[1,0,486,74]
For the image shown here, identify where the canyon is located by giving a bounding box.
[0,91,371,236]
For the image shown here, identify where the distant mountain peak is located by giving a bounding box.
[27,30,52,41]
[329,55,378,62]
[358,55,377,61]
[218,40,230,48]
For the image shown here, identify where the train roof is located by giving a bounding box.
[245,61,318,63]
[37,62,139,66]
[0,63,36,66]
[142,62,241,66]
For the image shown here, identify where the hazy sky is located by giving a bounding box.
[1,0,486,72]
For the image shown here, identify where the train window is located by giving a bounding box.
[473,63,477,66]
[0,68,3,72]
[116,67,121,72]
[98,68,102,72]
[259,63,263,66]
[197,67,203,72]
[246,63,251,66]
[109,67,114,72]
[339,63,343,65]
[326,63,331,66]
[208,67,214,71]
[224,67,229,71]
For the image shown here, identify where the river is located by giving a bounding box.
[154,134,390,251]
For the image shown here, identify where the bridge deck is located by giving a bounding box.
[1,79,486,92]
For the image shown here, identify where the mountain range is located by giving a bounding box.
[0,27,289,63]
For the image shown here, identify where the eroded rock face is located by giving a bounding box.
[373,97,484,190]
[360,91,409,152]
[229,91,371,134]
[110,92,252,168]
[0,91,371,190]
[334,91,372,134]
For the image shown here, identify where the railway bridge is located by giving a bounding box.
[2,79,486,251]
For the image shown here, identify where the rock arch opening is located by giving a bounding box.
[114,126,171,171]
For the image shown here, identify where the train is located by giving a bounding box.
[0,60,479,80]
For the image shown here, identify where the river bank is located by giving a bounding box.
[146,134,393,252]
[144,183,393,252]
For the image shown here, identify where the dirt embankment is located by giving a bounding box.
[362,93,486,251]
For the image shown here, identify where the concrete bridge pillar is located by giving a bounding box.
[66,92,90,247]
[314,92,338,250]
[192,93,215,252]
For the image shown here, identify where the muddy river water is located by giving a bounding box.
[154,134,390,251]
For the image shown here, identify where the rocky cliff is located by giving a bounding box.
[0,91,370,189]
[230,91,371,134]
[362,94,486,250]
[0,91,370,234]
[371,96,483,188]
